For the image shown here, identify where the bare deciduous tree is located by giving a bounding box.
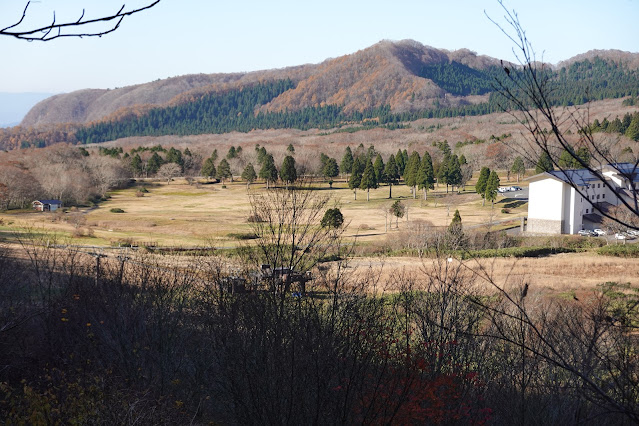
[487,1,638,230]
[157,162,181,184]
[246,179,345,294]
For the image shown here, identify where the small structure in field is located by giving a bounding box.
[32,199,63,212]
[258,264,313,294]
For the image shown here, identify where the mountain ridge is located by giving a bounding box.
[21,40,639,128]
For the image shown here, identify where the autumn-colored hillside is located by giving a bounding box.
[20,40,507,127]
[19,40,639,132]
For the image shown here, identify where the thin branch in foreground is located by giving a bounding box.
[1,1,161,41]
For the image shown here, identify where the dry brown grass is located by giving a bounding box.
[1,174,524,247]
[348,252,639,293]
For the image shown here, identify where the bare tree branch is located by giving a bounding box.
[486,0,638,231]
[1,1,160,41]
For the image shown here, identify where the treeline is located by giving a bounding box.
[591,111,639,140]
[0,145,130,209]
[0,123,78,151]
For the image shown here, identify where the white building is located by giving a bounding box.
[527,163,638,234]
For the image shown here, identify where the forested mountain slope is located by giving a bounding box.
[9,40,639,148]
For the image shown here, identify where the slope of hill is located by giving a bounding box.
[13,40,639,148]
[22,41,506,127]
[0,92,54,127]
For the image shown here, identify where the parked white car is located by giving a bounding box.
[627,229,639,237]
[578,229,595,237]
[498,187,510,193]
[615,233,626,240]
[593,229,607,236]
[509,186,522,191]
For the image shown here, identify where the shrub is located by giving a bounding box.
[135,191,145,197]
[597,244,639,258]
[110,208,125,213]
[227,232,259,240]
[459,246,578,260]
[246,214,264,223]
[501,208,510,214]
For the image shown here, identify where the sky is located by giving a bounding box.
[0,0,638,94]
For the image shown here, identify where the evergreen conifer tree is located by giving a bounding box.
[475,166,491,206]
[359,159,378,201]
[241,163,257,188]
[384,154,399,198]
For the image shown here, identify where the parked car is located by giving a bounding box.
[509,186,522,191]
[578,229,594,237]
[615,233,627,240]
[498,187,510,193]
[627,229,639,237]
[593,229,607,236]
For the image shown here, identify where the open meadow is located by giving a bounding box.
[1,174,526,247]
[2,173,637,293]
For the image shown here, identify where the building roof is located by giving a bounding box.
[528,169,599,186]
[601,163,639,182]
[33,199,62,204]
[528,163,639,185]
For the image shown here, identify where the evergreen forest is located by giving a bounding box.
[70,58,639,144]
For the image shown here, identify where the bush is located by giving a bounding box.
[501,208,510,214]
[246,214,264,223]
[227,232,259,240]
[139,187,149,193]
[459,246,578,260]
[110,208,125,213]
[597,244,639,258]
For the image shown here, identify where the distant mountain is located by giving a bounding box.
[0,92,54,128]
[12,40,639,147]
[21,41,506,127]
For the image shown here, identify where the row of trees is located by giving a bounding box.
[338,142,473,201]
[592,111,639,141]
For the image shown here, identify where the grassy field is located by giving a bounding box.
[0,175,527,248]
[3,176,638,292]
[348,251,639,292]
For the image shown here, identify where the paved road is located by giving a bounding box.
[501,188,529,201]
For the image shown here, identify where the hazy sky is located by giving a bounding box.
[1,0,638,93]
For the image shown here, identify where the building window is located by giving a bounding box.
[597,194,600,199]
[598,183,601,188]
[586,209,589,213]
[602,194,605,199]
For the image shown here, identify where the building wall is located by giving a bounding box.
[564,185,583,234]
[528,217,563,234]
[528,178,565,234]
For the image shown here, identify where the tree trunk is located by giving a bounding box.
[413,186,416,199]
[388,184,392,199]
[353,190,357,200]
[366,188,370,202]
